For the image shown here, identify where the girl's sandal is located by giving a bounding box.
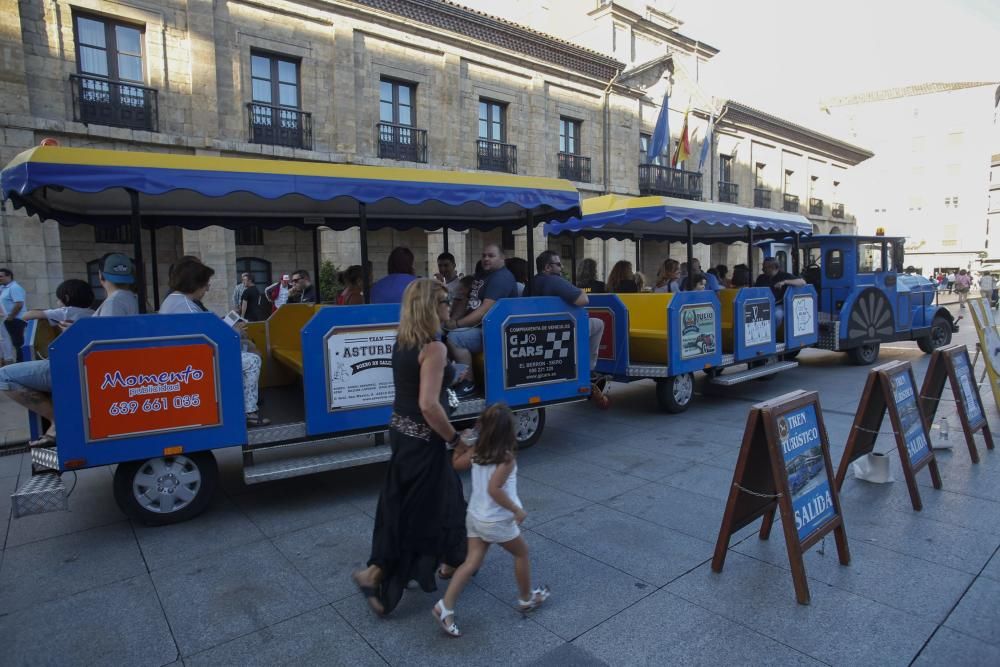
[437,565,455,580]
[517,585,551,613]
[432,600,461,637]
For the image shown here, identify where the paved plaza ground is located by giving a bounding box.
[1,307,999,665]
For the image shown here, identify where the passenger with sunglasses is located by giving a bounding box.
[287,269,317,304]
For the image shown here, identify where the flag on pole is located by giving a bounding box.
[697,115,713,172]
[647,91,670,163]
[672,109,691,167]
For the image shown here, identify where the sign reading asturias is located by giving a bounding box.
[83,343,220,440]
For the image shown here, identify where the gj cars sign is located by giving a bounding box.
[504,316,577,389]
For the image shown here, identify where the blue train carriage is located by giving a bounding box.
[548,195,818,413]
[761,233,956,365]
[1,146,586,524]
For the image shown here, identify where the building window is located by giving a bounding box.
[719,155,733,182]
[380,79,414,127]
[86,258,107,302]
[559,117,581,154]
[248,51,311,149]
[252,51,299,109]
[235,226,264,246]
[640,133,651,163]
[755,162,766,188]
[784,169,794,194]
[478,99,506,142]
[95,224,134,244]
[75,13,145,83]
[236,257,272,288]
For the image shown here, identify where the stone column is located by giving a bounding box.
[182,227,236,313]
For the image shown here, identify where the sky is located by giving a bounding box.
[460,0,1000,130]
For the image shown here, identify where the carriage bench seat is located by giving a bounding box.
[271,348,303,375]
[616,293,673,365]
[265,304,320,378]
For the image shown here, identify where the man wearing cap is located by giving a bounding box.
[0,253,138,448]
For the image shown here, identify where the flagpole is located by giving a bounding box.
[708,108,715,202]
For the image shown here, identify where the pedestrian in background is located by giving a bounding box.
[955,269,971,309]
[0,268,27,362]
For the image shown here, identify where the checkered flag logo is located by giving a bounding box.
[543,330,572,360]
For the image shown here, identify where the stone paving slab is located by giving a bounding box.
[981,548,1000,582]
[943,576,1000,647]
[150,538,325,657]
[0,521,145,614]
[532,503,713,587]
[913,626,1000,666]
[574,589,824,666]
[602,479,741,544]
[666,552,938,665]
[516,455,648,503]
[511,475,594,530]
[562,440,701,482]
[184,606,387,666]
[228,475,361,538]
[0,574,177,667]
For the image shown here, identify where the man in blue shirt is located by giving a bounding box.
[0,268,27,362]
[527,250,604,373]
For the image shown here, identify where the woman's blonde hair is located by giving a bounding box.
[397,278,446,349]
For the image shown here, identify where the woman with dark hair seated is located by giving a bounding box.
[371,247,418,304]
[505,257,529,296]
[730,264,751,288]
[607,260,639,293]
[337,265,365,305]
[159,258,270,427]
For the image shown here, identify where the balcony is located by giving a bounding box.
[638,164,703,200]
[718,181,739,204]
[558,153,591,182]
[783,193,800,213]
[832,202,845,219]
[477,140,517,174]
[809,198,824,216]
[377,122,427,163]
[754,188,771,208]
[247,103,312,150]
[70,74,158,132]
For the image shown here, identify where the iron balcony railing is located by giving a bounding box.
[377,122,428,163]
[638,164,703,200]
[783,193,800,213]
[809,198,824,216]
[754,187,771,208]
[477,140,517,174]
[558,153,592,182]
[831,202,845,219]
[718,181,738,204]
[247,103,312,150]
[70,73,158,132]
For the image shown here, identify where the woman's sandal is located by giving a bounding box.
[517,585,551,613]
[432,599,461,637]
[351,571,385,616]
[28,434,56,449]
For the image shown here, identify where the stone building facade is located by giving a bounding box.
[1,0,869,312]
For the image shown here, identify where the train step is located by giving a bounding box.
[709,360,799,386]
[12,471,68,518]
[243,443,391,484]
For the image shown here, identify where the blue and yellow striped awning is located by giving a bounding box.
[545,194,812,242]
[1,147,580,230]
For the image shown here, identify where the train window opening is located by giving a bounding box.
[857,242,883,273]
[825,249,843,279]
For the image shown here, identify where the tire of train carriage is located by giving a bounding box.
[514,407,546,449]
[917,315,953,354]
[655,373,694,413]
[113,451,219,526]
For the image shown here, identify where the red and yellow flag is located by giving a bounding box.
[672,109,691,167]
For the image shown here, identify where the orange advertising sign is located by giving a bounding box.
[83,343,220,440]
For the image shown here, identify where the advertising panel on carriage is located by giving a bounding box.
[324,325,397,411]
[679,304,717,360]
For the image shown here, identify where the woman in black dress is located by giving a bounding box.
[353,278,468,615]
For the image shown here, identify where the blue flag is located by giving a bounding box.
[697,117,712,172]
[648,91,670,163]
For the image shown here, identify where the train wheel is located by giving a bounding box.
[656,373,694,413]
[113,451,218,526]
[514,408,545,449]
[917,315,952,353]
[847,342,881,366]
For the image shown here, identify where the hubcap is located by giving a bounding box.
[932,325,948,346]
[516,409,540,442]
[132,456,201,514]
[673,374,693,405]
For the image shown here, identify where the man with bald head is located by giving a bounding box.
[444,243,518,395]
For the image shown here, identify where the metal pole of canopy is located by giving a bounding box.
[442,226,449,254]
[635,236,641,275]
[686,222,694,288]
[149,224,160,310]
[569,234,578,286]
[359,203,371,304]
[525,211,535,279]
[793,232,802,275]
[126,189,147,314]
[747,227,755,279]
[312,226,322,302]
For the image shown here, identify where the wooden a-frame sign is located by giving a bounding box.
[713,390,850,605]
[920,344,994,464]
[835,360,942,510]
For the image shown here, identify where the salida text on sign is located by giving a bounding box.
[83,343,220,440]
[890,370,931,467]
[778,404,835,542]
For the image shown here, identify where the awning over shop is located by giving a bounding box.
[1,147,581,230]
[544,194,812,242]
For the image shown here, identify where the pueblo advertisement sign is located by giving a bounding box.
[82,343,220,441]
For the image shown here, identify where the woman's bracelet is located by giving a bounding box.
[445,432,461,450]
